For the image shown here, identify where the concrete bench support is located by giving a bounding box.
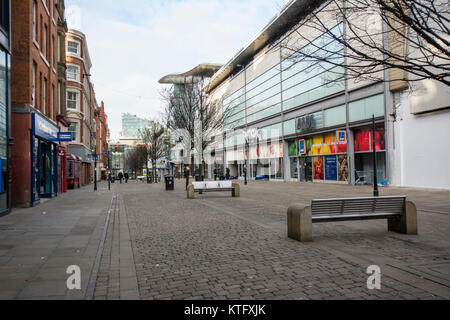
[287,204,312,242]
[187,182,240,199]
[232,183,240,198]
[187,184,195,199]
[388,200,418,235]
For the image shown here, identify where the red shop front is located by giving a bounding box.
[66,154,81,189]
[58,147,67,194]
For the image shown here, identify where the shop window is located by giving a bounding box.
[313,156,324,180]
[311,135,323,155]
[324,155,338,181]
[354,126,385,152]
[338,155,349,182]
[67,160,74,179]
[288,140,298,157]
[323,132,336,154]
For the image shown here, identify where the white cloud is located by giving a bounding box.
[66,0,285,139]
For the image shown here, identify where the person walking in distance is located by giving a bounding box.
[118,171,124,184]
[124,172,129,183]
[226,167,230,180]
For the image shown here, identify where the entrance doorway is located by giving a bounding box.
[299,157,312,182]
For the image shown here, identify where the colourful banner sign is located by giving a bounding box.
[299,139,306,155]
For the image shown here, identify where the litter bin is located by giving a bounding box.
[165,175,174,191]
[195,175,204,182]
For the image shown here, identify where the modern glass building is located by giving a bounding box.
[207,0,388,185]
[121,113,154,139]
[0,0,10,215]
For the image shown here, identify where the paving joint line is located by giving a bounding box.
[84,192,116,300]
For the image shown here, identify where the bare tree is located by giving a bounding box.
[280,0,449,88]
[125,145,147,176]
[162,76,230,179]
[140,122,166,183]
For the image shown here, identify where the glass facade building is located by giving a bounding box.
[0,0,10,214]
[210,15,387,185]
[121,113,154,139]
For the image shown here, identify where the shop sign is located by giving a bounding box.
[58,132,73,142]
[33,113,59,141]
[87,154,99,161]
[143,169,148,176]
[337,130,347,142]
[58,148,66,157]
[296,114,315,131]
[299,139,306,155]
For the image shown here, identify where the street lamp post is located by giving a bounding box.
[185,166,190,190]
[94,152,97,191]
[372,115,379,197]
[244,139,249,185]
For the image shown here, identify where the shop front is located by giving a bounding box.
[289,130,349,183]
[353,124,387,184]
[0,44,10,214]
[31,113,59,205]
[57,146,67,194]
[259,141,284,180]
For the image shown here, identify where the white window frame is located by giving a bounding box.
[68,122,78,142]
[43,24,48,58]
[57,34,61,62]
[57,81,61,114]
[67,90,80,110]
[32,63,37,107]
[67,40,80,56]
[67,64,80,82]
[43,78,47,115]
[33,1,37,42]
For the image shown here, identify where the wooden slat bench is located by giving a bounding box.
[287,196,418,242]
[187,181,240,199]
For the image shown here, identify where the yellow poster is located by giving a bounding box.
[323,132,336,154]
[311,135,323,155]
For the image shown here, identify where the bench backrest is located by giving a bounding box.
[192,181,233,190]
[311,196,406,216]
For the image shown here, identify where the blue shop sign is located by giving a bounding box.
[33,113,59,142]
[58,132,73,142]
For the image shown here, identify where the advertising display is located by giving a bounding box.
[325,156,338,180]
[354,126,385,152]
[288,140,298,157]
[338,155,349,182]
[311,135,323,155]
[323,133,336,154]
[313,156,324,180]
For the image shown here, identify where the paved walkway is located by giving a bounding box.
[0,179,449,300]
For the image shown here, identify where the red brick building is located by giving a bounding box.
[65,29,96,187]
[96,101,109,180]
[11,0,65,207]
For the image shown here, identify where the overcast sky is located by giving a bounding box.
[65,0,285,140]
